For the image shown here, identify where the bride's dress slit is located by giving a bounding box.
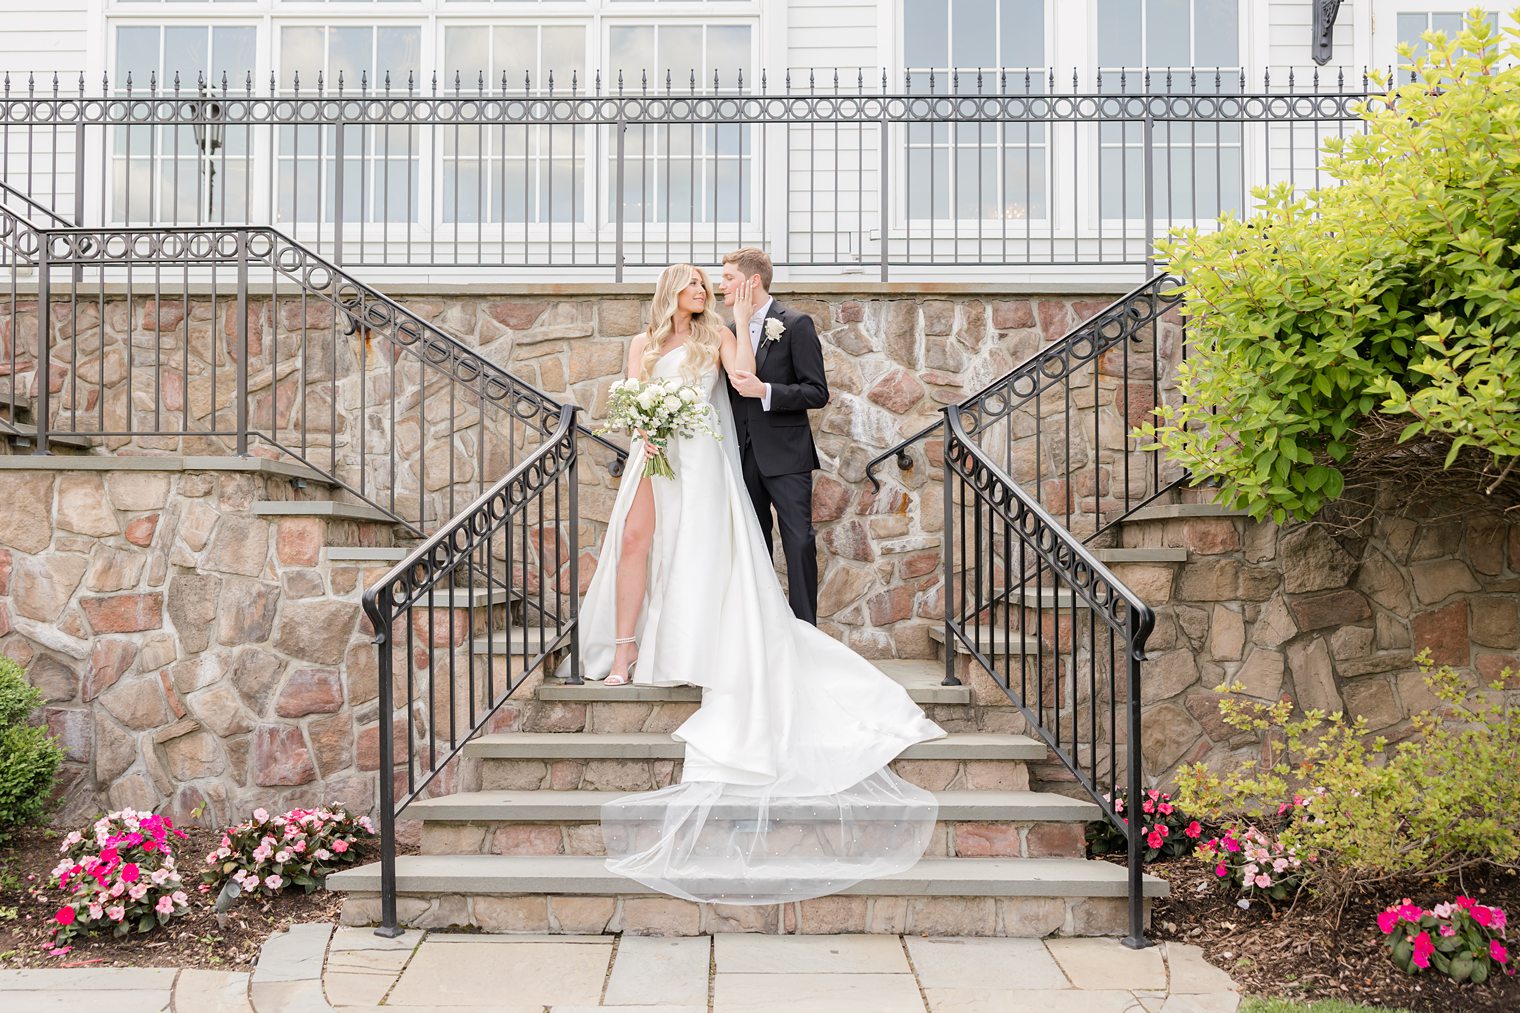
[568,344,945,904]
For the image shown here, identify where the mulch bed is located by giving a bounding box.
[1140,855,1520,1013]
[0,824,360,971]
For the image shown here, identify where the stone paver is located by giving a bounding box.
[924,987,1143,1012]
[605,936,711,1006]
[907,937,1069,990]
[0,923,1242,1013]
[714,971,926,1013]
[384,938,612,1008]
[172,969,253,1013]
[716,932,910,974]
[1047,936,1169,991]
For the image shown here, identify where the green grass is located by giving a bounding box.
[1241,998,1413,1013]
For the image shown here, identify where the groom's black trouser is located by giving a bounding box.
[740,442,818,626]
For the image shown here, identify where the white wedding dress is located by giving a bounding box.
[566,343,946,904]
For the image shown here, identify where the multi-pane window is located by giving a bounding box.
[111,25,256,224]
[276,26,422,224]
[441,26,588,224]
[1395,10,1498,79]
[902,0,1047,222]
[607,24,754,225]
[1096,0,1244,221]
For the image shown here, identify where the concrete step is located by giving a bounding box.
[0,420,99,450]
[466,731,1044,763]
[470,732,1042,793]
[929,626,1042,656]
[1093,547,1188,564]
[326,547,412,563]
[410,789,1097,860]
[536,658,969,707]
[408,788,1097,823]
[389,587,515,610]
[251,500,396,524]
[472,628,570,654]
[1119,502,1248,523]
[327,854,1167,937]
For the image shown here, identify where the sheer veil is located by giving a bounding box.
[597,365,941,906]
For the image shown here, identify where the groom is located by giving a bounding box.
[719,248,830,626]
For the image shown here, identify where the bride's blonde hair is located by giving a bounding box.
[640,263,724,385]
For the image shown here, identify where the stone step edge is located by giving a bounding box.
[404,788,1099,823]
[0,452,335,485]
[536,662,971,706]
[1093,547,1189,563]
[0,421,99,449]
[1119,502,1249,522]
[326,855,1168,898]
[464,731,1046,762]
[251,499,396,523]
[928,627,1042,655]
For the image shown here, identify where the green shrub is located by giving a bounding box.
[1148,11,1520,522]
[0,657,63,843]
[1173,652,1520,896]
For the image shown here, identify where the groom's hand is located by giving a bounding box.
[728,370,767,399]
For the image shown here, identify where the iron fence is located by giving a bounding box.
[2,68,1369,278]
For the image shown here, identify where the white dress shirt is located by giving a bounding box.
[746,297,775,411]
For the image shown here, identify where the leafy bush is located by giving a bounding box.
[1086,788,1203,862]
[201,805,375,903]
[1198,823,1314,909]
[0,657,63,843]
[1379,896,1514,983]
[1174,652,1520,895]
[1148,12,1520,522]
[49,809,192,945]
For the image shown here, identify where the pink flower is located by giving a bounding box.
[253,808,270,822]
[1158,802,1174,815]
[1491,940,1509,964]
[121,863,140,883]
[1254,874,1272,888]
[1215,864,1228,878]
[1147,831,1164,849]
[1398,902,1424,924]
[1492,908,1508,930]
[47,946,72,957]
[155,895,175,916]
[1440,925,1457,937]
[1471,905,1494,927]
[1223,837,1241,853]
[1456,896,1477,911]
[129,884,148,902]
[1377,910,1399,934]
[1185,821,1201,839]
[264,875,283,890]
[1412,931,1435,969]
[106,905,125,922]
[333,839,349,854]
[55,906,75,926]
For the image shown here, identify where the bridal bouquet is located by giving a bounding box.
[597,376,720,479]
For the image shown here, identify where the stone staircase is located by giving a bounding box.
[327,656,1169,936]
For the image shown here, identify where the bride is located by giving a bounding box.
[569,263,945,905]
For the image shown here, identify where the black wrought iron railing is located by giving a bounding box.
[867,276,1188,945]
[361,402,580,936]
[0,188,622,531]
[1,69,1367,278]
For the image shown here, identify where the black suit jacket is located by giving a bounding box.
[727,300,829,477]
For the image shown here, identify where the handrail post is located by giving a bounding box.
[566,416,584,686]
[1143,114,1156,279]
[373,586,403,938]
[234,236,249,456]
[34,239,50,456]
[1122,631,1149,948]
[879,116,890,283]
[333,113,345,267]
[941,410,959,687]
[613,113,626,283]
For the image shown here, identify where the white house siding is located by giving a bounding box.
[1,3,90,217]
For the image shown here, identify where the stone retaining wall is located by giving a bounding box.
[0,464,399,826]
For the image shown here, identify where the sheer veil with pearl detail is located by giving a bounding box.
[563,337,944,905]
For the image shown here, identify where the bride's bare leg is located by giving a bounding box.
[610,476,655,683]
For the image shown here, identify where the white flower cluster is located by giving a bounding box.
[597,376,721,478]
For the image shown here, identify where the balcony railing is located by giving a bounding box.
[1,68,1368,279]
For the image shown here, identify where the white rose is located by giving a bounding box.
[636,389,658,410]
[662,395,682,412]
[679,387,697,403]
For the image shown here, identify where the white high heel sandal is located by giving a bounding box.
[606,636,638,686]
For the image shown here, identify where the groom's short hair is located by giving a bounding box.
[722,248,773,290]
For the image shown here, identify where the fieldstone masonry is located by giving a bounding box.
[4,289,1518,816]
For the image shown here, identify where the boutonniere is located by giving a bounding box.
[763,317,785,344]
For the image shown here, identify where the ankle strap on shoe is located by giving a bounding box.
[613,636,637,645]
